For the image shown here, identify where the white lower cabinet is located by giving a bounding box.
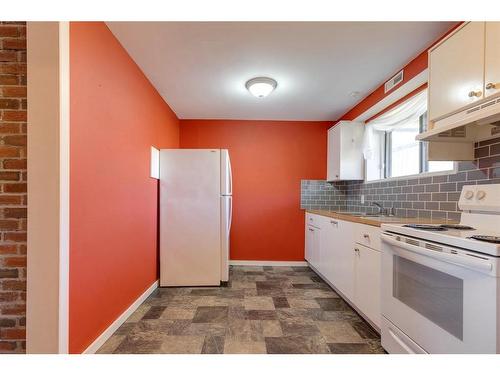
[323,218,356,301]
[354,243,381,328]
[305,224,321,270]
[304,213,381,330]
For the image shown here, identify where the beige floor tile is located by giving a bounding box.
[316,321,365,343]
[262,320,283,337]
[161,307,196,320]
[227,319,264,341]
[159,335,204,354]
[287,298,320,309]
[231,281,257,289]
[244,296,275,310]
[125,305,150,322]
[224,338,267,354]
[96,335,126,354]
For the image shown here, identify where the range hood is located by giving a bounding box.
[417,95,500,144]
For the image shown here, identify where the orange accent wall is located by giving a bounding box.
[69,22,179,353]
[337,22,462,122]
[179,120,329,261]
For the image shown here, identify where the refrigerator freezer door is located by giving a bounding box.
[220,195,232,282]
[220,149,232,196]
[160,149,221,286]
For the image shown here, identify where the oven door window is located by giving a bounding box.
[393,255,464,340]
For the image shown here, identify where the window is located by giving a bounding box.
[384,112,454,178]
[364,90,454,181]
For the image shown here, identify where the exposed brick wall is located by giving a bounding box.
[0,21,26,354]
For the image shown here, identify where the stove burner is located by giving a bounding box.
[439,224,475,230]
[403,224,448,231]
[468,235,500,244]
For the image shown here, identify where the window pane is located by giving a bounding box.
[389,119,420,178]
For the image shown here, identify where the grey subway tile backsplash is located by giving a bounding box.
[301,136,500,220]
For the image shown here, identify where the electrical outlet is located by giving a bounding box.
[361,194,365,204]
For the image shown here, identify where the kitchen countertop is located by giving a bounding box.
[305,209,459,227]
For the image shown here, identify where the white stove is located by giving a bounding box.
[383,184,500,256]
[380,183,500,354]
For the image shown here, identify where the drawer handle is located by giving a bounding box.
[468,90,482,98]
[330,220,338,225]
[363,234,370,238]
[309,228,314,232]
[486,82,498,90]
[354,248,359,253]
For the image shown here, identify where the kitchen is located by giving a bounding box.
[1,4,500,369]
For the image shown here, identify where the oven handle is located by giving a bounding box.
[382,233,493,272]
[388,328,417,354]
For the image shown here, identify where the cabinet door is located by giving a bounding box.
[485,22,500,98]
[306,225,321,271]
[330,219,355,300]
[320,218,339,282]
[339,123,364,180]
[327,125,341,181]
[305,225,314,262]
[429,22,485,121]
[354,244,381,328]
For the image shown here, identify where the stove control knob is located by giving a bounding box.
[465,190,474,200]
[477,190,486,200]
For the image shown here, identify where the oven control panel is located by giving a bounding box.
[458,184,500,212]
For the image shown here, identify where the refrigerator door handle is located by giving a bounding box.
[228,196,232,232]
[228,153,233,196]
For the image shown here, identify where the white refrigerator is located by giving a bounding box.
[159,149,232,286]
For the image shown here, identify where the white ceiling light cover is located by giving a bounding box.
[245,77,278,98]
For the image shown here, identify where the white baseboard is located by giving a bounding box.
[83,280,158,354]
[229,260,308,267]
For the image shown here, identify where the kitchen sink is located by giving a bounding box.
[348,213,384,217]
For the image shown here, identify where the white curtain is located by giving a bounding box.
[362,90,427,160]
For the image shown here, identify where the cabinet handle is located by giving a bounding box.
[486,83,497,90]
[363,234,370,238]
[309,228,314,232]
[330,220,338,225]
[468,90,482,98]
[354,248,360,253]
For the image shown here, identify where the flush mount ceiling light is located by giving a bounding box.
[245,77,277,98]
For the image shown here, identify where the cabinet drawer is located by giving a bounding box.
[306,213,326,228]
[355,224,381,251]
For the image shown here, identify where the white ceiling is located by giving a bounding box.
[107,22,455,121]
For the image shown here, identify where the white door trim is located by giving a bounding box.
[83,281,158,354]
[229,260,308,267]
[58,20,70,355]
[26,21,70,354]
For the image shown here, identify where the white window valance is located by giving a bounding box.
[362,90,427,160]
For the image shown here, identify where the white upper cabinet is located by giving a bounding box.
[485,22,500,98]
[327,121,364,181]
[428,22,485,121]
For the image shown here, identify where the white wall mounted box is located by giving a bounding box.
[150,146,159,179]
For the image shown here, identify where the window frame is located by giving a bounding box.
[366,112,457,183]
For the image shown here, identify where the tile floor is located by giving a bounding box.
[97,265,384,354]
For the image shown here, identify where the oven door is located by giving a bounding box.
[381,232,498,353]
